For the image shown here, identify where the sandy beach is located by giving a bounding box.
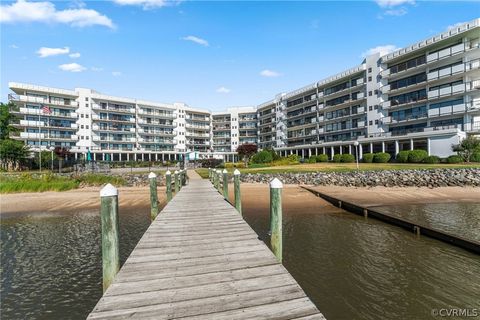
[1,183,479,218]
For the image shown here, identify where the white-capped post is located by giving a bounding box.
[100,183,120,292]
[269,178,283,262]
[165,170,172,202]
[233,169,242,215]
[148,172,159,221]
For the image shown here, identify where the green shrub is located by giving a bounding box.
[340,154,355,163]
[332,154,342,163]
[307,157,317,163]
[470,152,480,163]
[423,155,440,164]
[446,155,463,164]
[362,153,374,163]
[271,154,300,166]
[373,152,391,163]
[316,154,329,162]
[408,149,428,163]
[396,150,410,163]
[251,150,273,164]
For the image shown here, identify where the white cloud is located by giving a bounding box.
[91,66,103,72]
[112,71,122,76]
[375,0,415,8]
[112,0,177,9]
[0,0,115,29]
[384,8,407,16]
[216,86,231,94]
[37,46,70,58]
[9,44,19,49]
[260,69,281,78]
[58,62,86,72]
[69,52,81,58]
[361,45,398,58]
[181,35,209,47]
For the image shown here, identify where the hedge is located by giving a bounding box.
[408,149,428,163]
[470,152,480,163]
[340,154,355,163]
[307,157,317,163]
[332,154,342,163]
[447,155,463,164]
[316,154,329,162]
[423,155,440,164]
[373,152,391,163]
[396,150,410,163]
[251,150,273,164]
[362,153,374,163]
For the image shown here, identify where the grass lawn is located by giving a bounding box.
[196,162,480,178]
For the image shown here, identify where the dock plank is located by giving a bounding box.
[87,170,325,319]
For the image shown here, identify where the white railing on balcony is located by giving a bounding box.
[465,59,480,72]
[19,120,44,127]
[9,94,76,107]
[428,63,465,81]
[357,121,366,127]
[428,83,465,99]
[20,132,44,139]
[426,43,465,63]
[428,103,466,117]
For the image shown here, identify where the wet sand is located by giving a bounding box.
[1,183,478,218]
[309,185,480,207]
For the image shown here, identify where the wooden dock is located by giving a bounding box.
[88,171,325,319]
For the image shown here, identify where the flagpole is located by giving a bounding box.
[39,109,42,173]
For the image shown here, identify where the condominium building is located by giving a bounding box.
[7,18,480,162]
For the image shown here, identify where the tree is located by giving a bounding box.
[0,102,19,140]
[54,146,71,172]
[236,143,258,168]
[452,136,480,162]
[0,139,29,170]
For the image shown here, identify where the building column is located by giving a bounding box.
[308,149,312,158]
[348,145,352,155]
[301,149,304,158]
[330,146,334,159]
[162,153,165,161]
[322,147,326,155]
[410,139,414,151]
[381,142,385,153]
[111,153,113,161]
[315,148,318,156]
[427,138,431,156]
[370,143,373,153]
[75,152,78,160]
[339,146,343,154]
[359,144,363,159]
[142,153,145,161]
[395,140,399,157]
[93,153,97,161]
[134,153,137,161]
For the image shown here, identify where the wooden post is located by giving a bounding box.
[234,169,242,215]
[213,169,218,189]
[174,170,179,193]
[148,172,158,221]
[208,168,212,180]
[269,178,283,262]
[216,170,222,193]
[182,169,187,186]
[100,183,120,292]
[222,169,228,200]
[165,170,172,202]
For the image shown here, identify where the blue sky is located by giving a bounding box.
[1,0,478,111]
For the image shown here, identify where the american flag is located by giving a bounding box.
[41,105,51,114]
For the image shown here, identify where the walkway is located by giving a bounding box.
[88,170,325,319]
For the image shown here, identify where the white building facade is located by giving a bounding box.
[7,19,480,162]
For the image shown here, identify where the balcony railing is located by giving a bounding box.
[426,43,466,63]
[8,94,77,107]
[427,83,465,99]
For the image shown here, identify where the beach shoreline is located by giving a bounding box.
[1,184,479,218]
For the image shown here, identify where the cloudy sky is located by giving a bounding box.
[0,0,477,110]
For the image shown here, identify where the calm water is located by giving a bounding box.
[1,200,480,319]
[373,203,480,242]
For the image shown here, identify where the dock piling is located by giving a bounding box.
[222,169,228,200]
[174,170,179,193]
[148,172,159,221]
[165,170,172,202]
[216,169,222,193]
[269,178,283,262]
[100,183,120,292]
[234,169,242,215]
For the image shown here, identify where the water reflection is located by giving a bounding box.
[1,209,150,319]
[373,203,480,242]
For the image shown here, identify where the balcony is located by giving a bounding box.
[19,120,44,127]
[427,83,465,99]
[93,104,135,114]
[427,63,465,81]
[426,43,465,63]
[428,103,467,117]
[9,94,77,108]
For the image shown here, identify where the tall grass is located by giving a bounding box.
[77,174,126,186]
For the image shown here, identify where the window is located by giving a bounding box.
[369,106,373,111]
[389,89,427,106]
[368,68,372,73]
[375,120,379,125]
[85,104,89,108]
[368,91,372,96]
[86,125,89,129]
[86,136,89,140]
[368,76,372,82]
[85,97,89,101]
[81,114,84,118]
[86,114,89,118]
